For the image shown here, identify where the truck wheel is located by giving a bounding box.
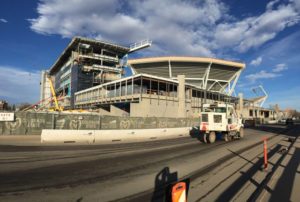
[224,133,229,142]
[203,133,208,144]
[207,131,216,143]
[239,127,244,139]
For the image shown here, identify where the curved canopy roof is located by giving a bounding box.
[128,56,245,95]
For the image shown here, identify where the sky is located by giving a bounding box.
[0,0,299,110]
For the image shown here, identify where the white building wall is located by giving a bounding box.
[40,70,51,103]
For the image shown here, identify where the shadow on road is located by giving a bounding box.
[249,125,300,138]
[269,146,300,201]
[151,167,190,202]
[228,149,255,165]
[215,144,282,202]
[151,167,178,202]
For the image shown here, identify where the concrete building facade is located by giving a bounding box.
[74,74,239,118]
[40,37,280,120]
[40,37,151,109]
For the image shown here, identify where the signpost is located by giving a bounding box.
[0,113,14,121]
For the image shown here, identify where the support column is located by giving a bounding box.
[177,75,186,118]
[238,93,243,117]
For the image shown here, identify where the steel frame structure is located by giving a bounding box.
[130,57,244,96]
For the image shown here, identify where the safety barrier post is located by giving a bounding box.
[172,182,187,202]
[263,137,268,170]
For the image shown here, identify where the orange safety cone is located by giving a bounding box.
[172,182,187,202]
[263,137,268,170]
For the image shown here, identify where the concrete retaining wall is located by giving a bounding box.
[0,111,199,135]
[41,127,191,144]
[41,130,95,144]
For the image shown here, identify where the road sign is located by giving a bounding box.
[0,113,14,121]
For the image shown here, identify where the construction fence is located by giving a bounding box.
[0,112,200,135]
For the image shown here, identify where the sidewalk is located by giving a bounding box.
[0,135,41,146]
[257,136,300,201]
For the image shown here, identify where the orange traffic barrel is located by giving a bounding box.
[172,182,187,202]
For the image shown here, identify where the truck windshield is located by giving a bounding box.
[214,107,226,113]
[204,107,226,113]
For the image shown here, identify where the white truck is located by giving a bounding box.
[200,103,244,143]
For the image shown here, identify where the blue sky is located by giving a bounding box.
[0,0,299,110]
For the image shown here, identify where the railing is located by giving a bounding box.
[60,69,71,80]
[129,39,152,51]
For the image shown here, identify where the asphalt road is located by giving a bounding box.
[0,125,299,202]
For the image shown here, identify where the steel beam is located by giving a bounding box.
[228,70,241,95]
[203,62,212,90]
[168,59,172,78]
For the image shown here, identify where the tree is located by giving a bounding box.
[18,103,32,111]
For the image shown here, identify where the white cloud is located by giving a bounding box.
[0,66,40,104]
[250,56,263,66]
[215,3,300,52]
[245,70,280,82]
[266,0,280,11]
[0,18,8,23]
[29,0,300,56]
[273,63,288,72]
[292,0,300,11]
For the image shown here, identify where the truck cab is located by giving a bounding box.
[200,103,244,143]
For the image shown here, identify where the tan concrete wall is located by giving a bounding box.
[177,75,186,117]
[185,100,193,118]
[98,108,112,116]
[110,105,129,116]
[130,98,184,117]
[241,107,277,121]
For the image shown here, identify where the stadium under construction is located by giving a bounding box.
[40,37,277,122]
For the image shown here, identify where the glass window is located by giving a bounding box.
[202,114,208,122]
[214,107,226,113]
[214,115,222,123]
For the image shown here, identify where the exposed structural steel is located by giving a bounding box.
[128,39,152,53]
[40,36,151,109]
[251,85,268,107]
[39,36,249,118]
[128,56,245,95]
[47,76,63,111]
[49,36,131,74]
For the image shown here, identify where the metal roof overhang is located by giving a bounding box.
[129,56,245,68]
[49,36,130,74]
[128,56,245,95]
[75,73,227,96]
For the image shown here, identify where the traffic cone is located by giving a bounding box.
[172,182,187,202]
[263,137,268,170]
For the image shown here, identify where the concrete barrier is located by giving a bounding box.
[94,127,191,144]
[41,127,191,144]
[267,120,278,124]
[41,130,95,144]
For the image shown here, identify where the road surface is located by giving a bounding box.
[0,125,299,202]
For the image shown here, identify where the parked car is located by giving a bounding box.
[279,119,286,123]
